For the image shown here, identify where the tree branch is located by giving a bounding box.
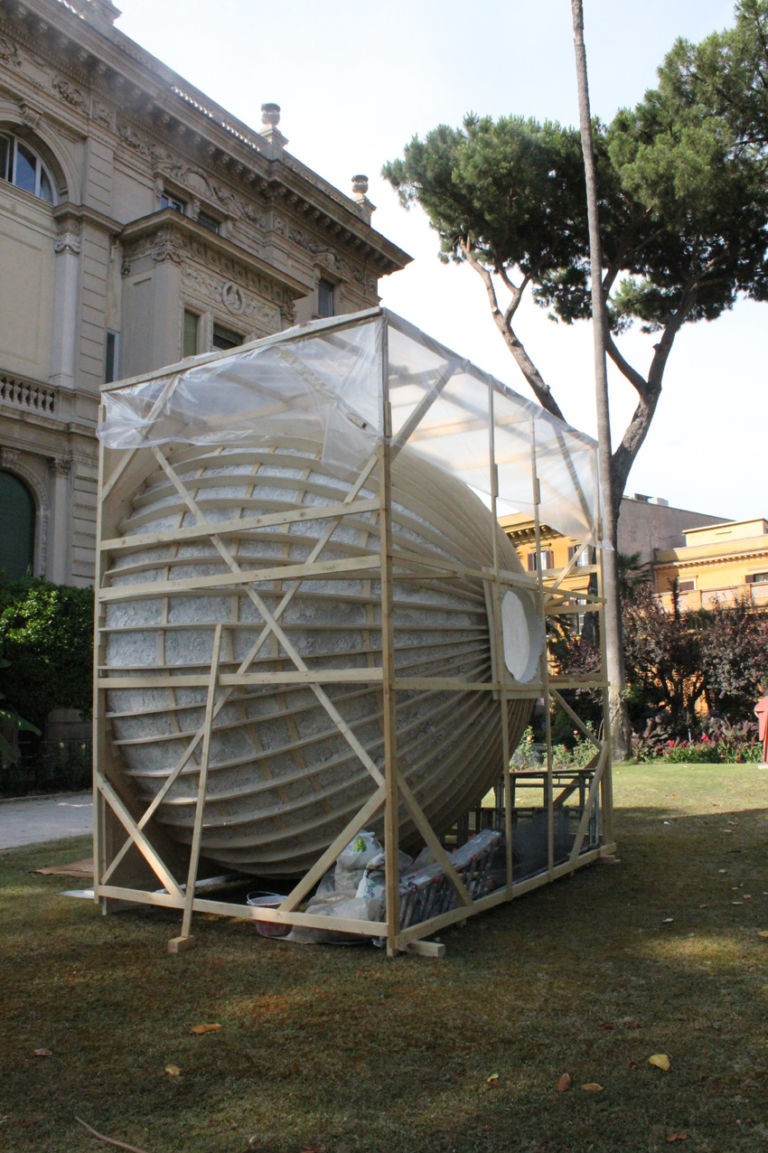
[608,284,698,517]
[461,238,566,420]
[605,331,653,402]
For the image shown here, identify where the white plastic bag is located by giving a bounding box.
[333,831,382,896]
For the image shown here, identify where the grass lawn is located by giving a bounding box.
[2,763,768,1153]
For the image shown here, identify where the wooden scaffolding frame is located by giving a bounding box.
[92,309,616,957]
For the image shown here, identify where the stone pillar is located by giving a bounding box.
[150,229,184,366]
[47,456,72,584]
[50,218,82,390]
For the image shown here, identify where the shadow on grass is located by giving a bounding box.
[1,795,768,1152]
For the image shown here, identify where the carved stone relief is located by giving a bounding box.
[0,447,20,469]
[48,456,73,477]
[221,282,244,314]
[117,120,170,168]
[271,214,375,293]
[159,162,234,212]
[184,237,297,311]
[0,36,22,69]
[151,228,185,265]
[54,230,82,256]
[52,75,86,112]
[241,201,265,229]
[17,100,42,131]
[182,265,280,330]
[91,101,114,131]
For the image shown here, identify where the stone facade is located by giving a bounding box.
[0,0,409,586]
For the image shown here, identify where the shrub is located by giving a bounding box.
[0,578,93,794]
[633,717,760,764]
[1,737,91,796]
[701,600,768,722]
[0,577,93,733]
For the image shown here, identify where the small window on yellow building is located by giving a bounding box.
[526,549,554,571]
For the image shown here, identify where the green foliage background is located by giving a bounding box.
[0,577,93,733]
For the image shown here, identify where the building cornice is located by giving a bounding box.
[120,208,312,300]
[654,547,768,572]
[501,521,559,545]
[53,199,121,234]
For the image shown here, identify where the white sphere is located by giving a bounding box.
[103,437,540,876]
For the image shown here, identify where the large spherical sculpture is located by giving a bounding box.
[103,435,542,877]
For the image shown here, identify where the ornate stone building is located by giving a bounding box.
[0,0,409,586]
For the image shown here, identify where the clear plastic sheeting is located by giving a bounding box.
[99,307,599,544]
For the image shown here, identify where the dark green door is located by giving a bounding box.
[0,471,34,579]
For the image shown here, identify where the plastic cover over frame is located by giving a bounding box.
[98,308,600,544]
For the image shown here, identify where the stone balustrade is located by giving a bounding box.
[0,372,57,416]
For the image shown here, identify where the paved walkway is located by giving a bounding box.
[0,791,93,849]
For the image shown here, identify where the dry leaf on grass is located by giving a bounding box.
[486,1073,499,1084]
[189,1023,222,1035]
[757,930,768,938]
[665,1134,688,1143]
[33,1048,52,1057]
[649,1053,671,1071]
[557,1073,572,1092]
[164,1064,181,1076]
[581,1082,604,1092]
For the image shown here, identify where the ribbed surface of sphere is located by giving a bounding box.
[102,439,536,876]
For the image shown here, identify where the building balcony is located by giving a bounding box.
[656,582,768,612]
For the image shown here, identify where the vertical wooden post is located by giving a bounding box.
[378,330,401,956]
[171,624,223,950]
[486,380,513,893]
[92,420,107,906]
[530,421,554,874]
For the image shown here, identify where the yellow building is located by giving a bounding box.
[500,502,767,618]
[655,519,768,612]
[499,512,595,629]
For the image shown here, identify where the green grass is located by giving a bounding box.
[2,763,768,1153]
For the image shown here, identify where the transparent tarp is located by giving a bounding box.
[99,308,599,544]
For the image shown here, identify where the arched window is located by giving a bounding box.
[0,471,35,579]
[0,132,56,204]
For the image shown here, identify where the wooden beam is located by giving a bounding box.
[101,496,381,552]
[94,777,182,898]
[179,624,223,941]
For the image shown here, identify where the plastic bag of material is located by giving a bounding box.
[333,831,382,896]
[284,892,385,945]
[315,867,336,897]
[356,850,413,901]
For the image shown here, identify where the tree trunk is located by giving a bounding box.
[571,0,632,760]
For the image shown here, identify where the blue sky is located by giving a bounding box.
[114,0,760,521]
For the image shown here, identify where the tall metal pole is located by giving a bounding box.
[571,0,627,761]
